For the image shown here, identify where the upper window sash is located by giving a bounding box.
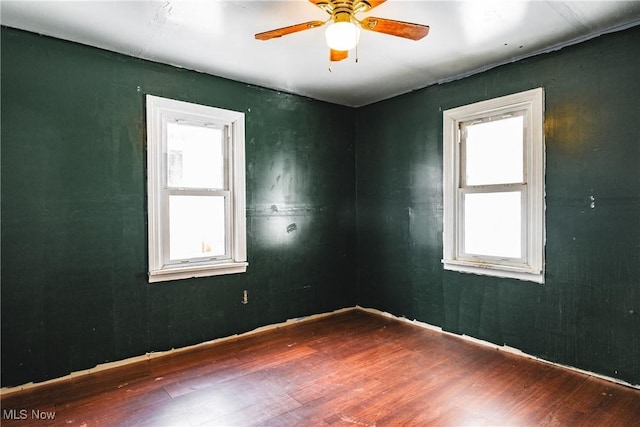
[164,120,229,191]
[459,110,527,188]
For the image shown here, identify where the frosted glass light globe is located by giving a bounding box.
[325,21,360,51]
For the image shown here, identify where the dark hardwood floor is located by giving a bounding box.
[2,309,639,426]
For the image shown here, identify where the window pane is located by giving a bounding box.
[465,115,523,185]
[169,195,225,260]
[167,122,224,189]
[464,191,521,258]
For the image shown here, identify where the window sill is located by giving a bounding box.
[149,261,248,283]
[442,259,544,284]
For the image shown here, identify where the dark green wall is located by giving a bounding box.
[356,26,640,385]
[1,27,356,387]
[3,24,639,389]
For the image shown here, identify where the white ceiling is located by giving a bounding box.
[2,1,640,107]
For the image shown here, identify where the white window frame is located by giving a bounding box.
[146,95,247,283]
[442,88,545,283]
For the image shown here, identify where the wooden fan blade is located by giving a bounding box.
[255,20,325,40]
[361,0,387,11]
[330,49,349,62]
[309,0,332,14]
[309,0,328,7]
[359,17,429,40]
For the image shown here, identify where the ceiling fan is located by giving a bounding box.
[255,0,430,62]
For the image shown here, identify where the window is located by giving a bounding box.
[146,95,247,282]
[442,88,545,283]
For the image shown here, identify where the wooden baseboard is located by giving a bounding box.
[357,305,640,390]
[2,303,636,404]
[0,307,356,400]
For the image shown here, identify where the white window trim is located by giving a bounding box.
[442,88,545,283]
[146,95,247,283]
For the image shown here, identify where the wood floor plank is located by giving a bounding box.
[2,308,639,426]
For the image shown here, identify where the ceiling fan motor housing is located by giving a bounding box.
[318,0,375,22]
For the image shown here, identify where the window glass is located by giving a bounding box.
[167,122,224,189]
[169,195,226,260]
[464,191,521,258]
[464,115,523,186]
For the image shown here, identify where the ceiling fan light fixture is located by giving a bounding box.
[325,21,360,51]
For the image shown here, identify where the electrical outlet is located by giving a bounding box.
[242,290,248,305]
